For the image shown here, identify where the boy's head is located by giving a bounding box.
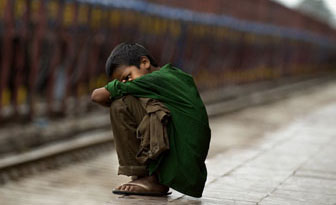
[105,43,158,82]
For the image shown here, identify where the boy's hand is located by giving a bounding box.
[91,87,111,107]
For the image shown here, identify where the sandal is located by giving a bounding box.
[112,182,172,197]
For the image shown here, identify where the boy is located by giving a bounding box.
[91,43,211,198]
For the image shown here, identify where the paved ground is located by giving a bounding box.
[203,103,336,205]
[1,81,336,204]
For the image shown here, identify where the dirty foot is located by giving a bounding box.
[113,175,170,196]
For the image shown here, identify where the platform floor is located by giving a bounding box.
[1,81,336,205]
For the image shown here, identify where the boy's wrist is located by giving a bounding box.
[104,80,116,94]
[104,83,110,93]
[104,80,125,99]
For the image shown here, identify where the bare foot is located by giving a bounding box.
[115,175,169,194]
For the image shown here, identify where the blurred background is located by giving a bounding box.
[0,0,336,201]
[0,0,335,123]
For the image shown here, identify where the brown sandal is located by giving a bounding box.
[112,182,172,197]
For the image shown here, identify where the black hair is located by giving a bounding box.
[105,42,158,77]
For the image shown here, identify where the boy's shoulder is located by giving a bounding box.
[158,64,192,78]
[132,64,194,87]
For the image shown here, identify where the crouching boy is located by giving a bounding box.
[91,43,211,198]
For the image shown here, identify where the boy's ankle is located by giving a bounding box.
[131,175,147,180]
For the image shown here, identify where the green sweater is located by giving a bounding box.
[105,64,211,197]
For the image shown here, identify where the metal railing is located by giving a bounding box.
[0,0,335,122]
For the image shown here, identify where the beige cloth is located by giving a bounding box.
[136,98,170,164]
[109,95,170,176]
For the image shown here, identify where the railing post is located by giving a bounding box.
[28,0,46,120]
[12,0,29,120]
[0,0,14,121]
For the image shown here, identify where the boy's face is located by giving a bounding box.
[112,65,149,82]
[111,56,152,82]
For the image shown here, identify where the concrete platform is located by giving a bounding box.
[203,104,336,205]
[1,81,336,204]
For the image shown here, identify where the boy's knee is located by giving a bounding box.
[110,95,146,125]
[122,95,140,107]
[110,95,139,115]
[110,97,125,115]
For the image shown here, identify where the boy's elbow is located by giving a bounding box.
[91,88,111,107]
[91,87,111,107]
[91,89,101,103]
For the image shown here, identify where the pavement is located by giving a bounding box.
[202,103,336,205]
[1,80,336,204]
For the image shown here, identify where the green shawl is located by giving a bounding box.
[105,64,211,197]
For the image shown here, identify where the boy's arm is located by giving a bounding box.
[104,75,165,101]
[91,87,111,107]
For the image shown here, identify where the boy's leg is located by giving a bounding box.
[110,95,169,195]
[109,95,147,177]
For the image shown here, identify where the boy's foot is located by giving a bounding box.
[113,175,171,196]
